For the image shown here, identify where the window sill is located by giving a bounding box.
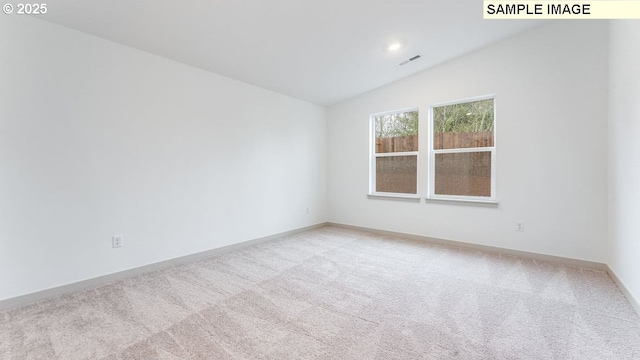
[367,193,421,202]
[365,193,499,206]
[425,197,499,206]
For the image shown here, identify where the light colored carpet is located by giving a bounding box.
[1,226,639,359]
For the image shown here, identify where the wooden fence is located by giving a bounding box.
[375,135,418,153]
[375,132,493,195]
[376,132,493,153]
[433,131,493,149]
[434,152,491,196]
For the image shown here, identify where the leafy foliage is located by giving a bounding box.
[433,99,494,133]
[374,111,418,139]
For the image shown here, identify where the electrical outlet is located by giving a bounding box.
[112,235,123,248]
[516,222,525,232]
[305,207,310,215]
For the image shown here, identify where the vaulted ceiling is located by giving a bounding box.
[41,0,546,106]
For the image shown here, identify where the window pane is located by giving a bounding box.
[376,155,417,194]
[374,111,418,153]
[433,99,494,149]
[434,152,491,196]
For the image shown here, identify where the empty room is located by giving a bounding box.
[1,1,639,359]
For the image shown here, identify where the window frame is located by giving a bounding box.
[369,107,420,198]
[427,95,497,203]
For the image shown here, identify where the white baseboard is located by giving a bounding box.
[329,222,640,316]
[328,222,607,270]
[606,265,640,316]
[6,222,637,318]
[0,223,326,311]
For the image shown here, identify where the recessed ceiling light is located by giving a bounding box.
[388,43,401,51]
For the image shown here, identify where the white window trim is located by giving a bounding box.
[427,95,497,203]
[367,193,421,201]
[369,107,420,197]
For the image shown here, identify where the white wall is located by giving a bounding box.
[0,17,327,301]
[608,21,640,306]
[328,21,609,262]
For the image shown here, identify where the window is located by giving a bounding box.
[429,97,495,201]
[370,109,419,195]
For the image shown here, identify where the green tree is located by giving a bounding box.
[375,111,418,139]
[434,99,494,133]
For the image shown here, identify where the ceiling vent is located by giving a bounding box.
[399,54,421,66]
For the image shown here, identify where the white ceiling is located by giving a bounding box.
[40,1,547,106]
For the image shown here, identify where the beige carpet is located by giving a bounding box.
[1,226,639,359]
